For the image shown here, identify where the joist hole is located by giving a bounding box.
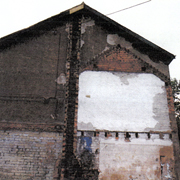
[135,132,139,138]
[116,132,118,138]
[125,132,131,139]
[94,132,96,137]
[141,67,146,71]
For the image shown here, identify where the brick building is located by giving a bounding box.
[0,3,179,180]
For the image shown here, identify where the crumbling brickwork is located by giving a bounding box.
[60,16,81,179]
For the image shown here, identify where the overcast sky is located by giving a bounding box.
[0,0,179,79]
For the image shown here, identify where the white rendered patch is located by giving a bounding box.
[77,71,170,132]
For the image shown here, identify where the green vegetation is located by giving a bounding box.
[171,78,180,140]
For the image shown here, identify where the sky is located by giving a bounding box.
[0,0,179,80]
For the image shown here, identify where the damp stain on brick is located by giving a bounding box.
[112,72,138,85]
[55,73,66,85]
[145,89,170,132]
[81,19,95,34]
[78,122,96,131]
[107,34,121,45]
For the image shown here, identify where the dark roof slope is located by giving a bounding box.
[0,2,175,65]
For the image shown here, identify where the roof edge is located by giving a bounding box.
[0,2,175,65]
[82,3,175,64]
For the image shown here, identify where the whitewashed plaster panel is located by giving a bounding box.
[99,138,172,179]
[77,71,170,132]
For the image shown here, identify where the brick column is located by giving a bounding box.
[60,15,81,179]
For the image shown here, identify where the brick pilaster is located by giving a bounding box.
[59,15,81,179]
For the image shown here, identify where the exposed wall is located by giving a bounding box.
[77,131,174,180]
[0,131,63,180]
[78,71,170,132]
[0,25,68,123]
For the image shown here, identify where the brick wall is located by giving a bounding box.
[0,131,63,180]
[0,25,68,124]
[81,46,170,83]
[0,23,68,180]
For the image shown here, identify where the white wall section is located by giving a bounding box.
[77,71,170,132]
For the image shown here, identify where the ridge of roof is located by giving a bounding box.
[0,2,175,65]
[69,2,85,14]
